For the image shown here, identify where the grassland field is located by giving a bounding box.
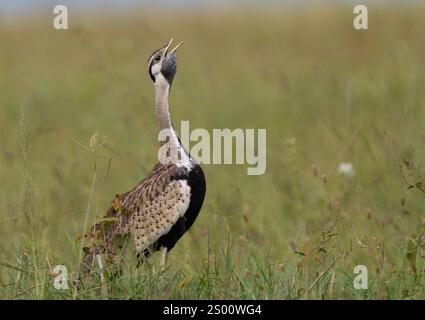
[1,5,425,299]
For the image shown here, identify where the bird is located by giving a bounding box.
[81,39,206,272]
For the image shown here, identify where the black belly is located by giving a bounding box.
[149,164,206,254]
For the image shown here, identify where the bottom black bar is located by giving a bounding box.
[2,300,424,319]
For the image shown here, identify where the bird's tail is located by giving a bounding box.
[79,195,128,276]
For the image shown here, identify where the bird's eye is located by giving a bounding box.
[154,55,161,62]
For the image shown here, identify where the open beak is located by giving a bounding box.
[162,38,184,59]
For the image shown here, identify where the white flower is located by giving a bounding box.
[338,162,355,178]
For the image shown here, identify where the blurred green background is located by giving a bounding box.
[1,2,425,298]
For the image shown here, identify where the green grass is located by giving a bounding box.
[2,6,425,299]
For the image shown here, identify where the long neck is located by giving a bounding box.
[154,75,193,167]
[155,75,181,149]
[155,75,173,131]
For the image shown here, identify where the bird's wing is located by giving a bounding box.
[80,163,191,270]
[119,163,191,252]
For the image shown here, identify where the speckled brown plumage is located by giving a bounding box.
[81,163,193,270]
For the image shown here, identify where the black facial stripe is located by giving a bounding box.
[148,49,163,82]
[149,62,155,82]
[147,48,162,63]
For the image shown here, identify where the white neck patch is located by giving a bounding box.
[155,74,194,170]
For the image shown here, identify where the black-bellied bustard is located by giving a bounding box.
[81,39,206,272]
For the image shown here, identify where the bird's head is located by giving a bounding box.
[148,39,184,85]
